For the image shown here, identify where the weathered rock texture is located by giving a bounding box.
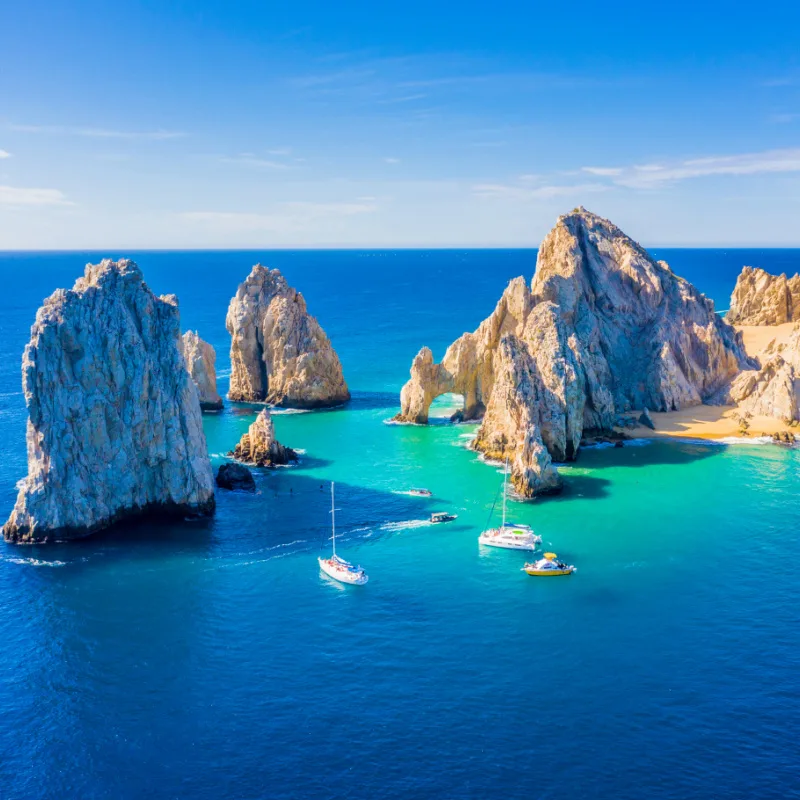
[226,266,349,408]
[216,462,256,492]
[4,259,215,544]
[395,208,753,496]
[181,330,223,411]
[727,324,800,422]
[229,409,297,467]
[727,266,800,326]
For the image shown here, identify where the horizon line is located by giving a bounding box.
[3,243,800,254]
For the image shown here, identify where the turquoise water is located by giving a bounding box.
[0,250,799,799]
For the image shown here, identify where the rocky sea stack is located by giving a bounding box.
[395,208,754,496]
[226,265,349,408]
[181,330,223,411]
[4,259,215,544]
[727,266,800,326]
[229,408,297,467]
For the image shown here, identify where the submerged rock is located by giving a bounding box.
[229,409,297,467]
[226,265,349,408]
[181,330,223,411]
[216,462,256,492]
[395,208,752,496]
[4,259,215,544]
[727,266,800,326]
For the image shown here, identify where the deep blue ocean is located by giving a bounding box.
[0,248,799,799]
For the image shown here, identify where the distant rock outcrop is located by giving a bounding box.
[4,259,215,544]
[727,266,800,326]
[727,324,800,422]
[216,462,256,492]
[229,409,297,467]
[181,330,223,411]
[395,208,753,496]
[226,266,349,408]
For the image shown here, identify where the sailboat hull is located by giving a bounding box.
[318,557,369,585]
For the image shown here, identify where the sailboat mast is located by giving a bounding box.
[502,457,508,528]
[331,482,336,557]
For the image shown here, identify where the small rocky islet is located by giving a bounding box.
[3,208,799,543]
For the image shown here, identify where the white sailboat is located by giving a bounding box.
[478,458,542,550]
[318,482,368,585]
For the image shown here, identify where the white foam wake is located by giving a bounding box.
[4,557,66,567]
[380,519,433,532]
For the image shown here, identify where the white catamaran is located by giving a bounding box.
[318,482,368,585]
[478,458,542,551]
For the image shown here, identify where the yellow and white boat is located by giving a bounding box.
[523,553,575,576]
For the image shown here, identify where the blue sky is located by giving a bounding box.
[2,0,800,248]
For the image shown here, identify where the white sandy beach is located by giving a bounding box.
[624,323,797,442]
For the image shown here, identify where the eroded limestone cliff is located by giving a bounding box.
[727,324,800,422]
[4,259,215,543]
[727,266,800,326]
[229,408,297,467]
[181,330,223,411]
[226,266,349,408]
[395,208,753,496]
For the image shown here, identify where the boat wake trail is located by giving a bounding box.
[3,557,67,567]
[379,519,433,532]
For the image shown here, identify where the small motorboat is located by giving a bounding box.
[430,512,457,524]
[523,553,575,576]
[318,482,368,586]
[409,488,432,497]
[478,458,542,550]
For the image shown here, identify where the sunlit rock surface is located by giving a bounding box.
[4,259,215,543]
[395,208,752,495]
[226,265,349,408]
[181,330,223,411]
[727,266,800,326]
[229,408,297,467]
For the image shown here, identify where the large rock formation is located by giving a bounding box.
[226,266,349,408]
[229,409,297,467]
[181,330,223,411]
[727,324,800,422]
[395,208,753,495]
[727,266,800,326]
[4,259,215,543]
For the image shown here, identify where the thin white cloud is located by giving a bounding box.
[596,148,800,188]
[219,154,291,170]
[377,93,428,104]
[582,166,623,177]
[472,182,607,201]
[8,123,185,140]
[768,113,800,124]
[0,149,10,159]
[384,157,400,164]
[181,201,376,232]
[267,147,292,156]
[0,185,72,206]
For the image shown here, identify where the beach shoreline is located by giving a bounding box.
[621,322,798,443]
